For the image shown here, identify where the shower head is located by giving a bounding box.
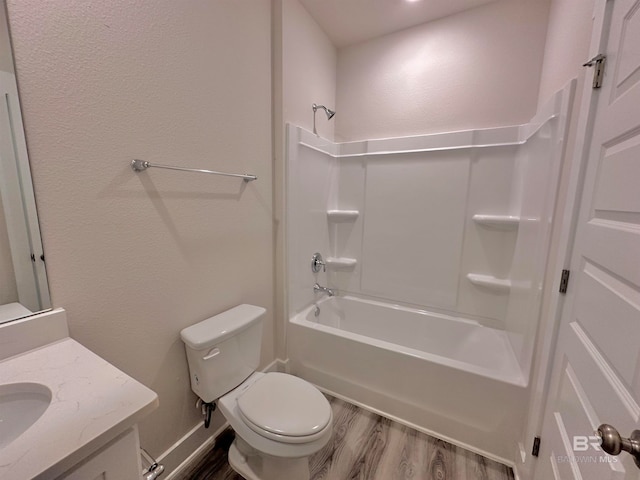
[313,103,336,120]
[312,103,336,136]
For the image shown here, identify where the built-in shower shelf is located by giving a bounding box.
[326,257,357,270]
[327,210,359,222]
[466,273,511,292]
[472,214,520,229]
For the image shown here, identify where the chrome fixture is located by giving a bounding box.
[141,447,165,480]
[312,103,336,135]
[583,53,606,89]
[131,159,257,182]
[313,103,336,120]
[314,283,334,297]
[144,462,165,480]
[311,252,326,273]
[597,424,640,469]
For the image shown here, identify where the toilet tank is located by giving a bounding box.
[180,304,265,403]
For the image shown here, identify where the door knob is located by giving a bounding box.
[597,424,640,468]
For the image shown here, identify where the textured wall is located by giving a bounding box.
[537,0,595,106]
[6,0,274,458]
[335,0,551,141]
[282,0,337,140]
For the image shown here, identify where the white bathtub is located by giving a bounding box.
[288,296,528,463]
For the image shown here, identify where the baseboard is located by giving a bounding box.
[156,415,228,480]
[511,440,532,480]
[158,358,290,478]
[161,421,228,480]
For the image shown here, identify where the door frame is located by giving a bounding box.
[515,0,611,478]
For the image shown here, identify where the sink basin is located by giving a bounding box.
[0,382,52,449]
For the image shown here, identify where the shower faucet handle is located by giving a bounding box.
[311,252,326,273]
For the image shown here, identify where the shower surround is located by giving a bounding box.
[286,85,574,462]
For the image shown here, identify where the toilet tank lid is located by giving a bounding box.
[180,304,266,350]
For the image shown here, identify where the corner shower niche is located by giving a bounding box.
[286,84,573,460]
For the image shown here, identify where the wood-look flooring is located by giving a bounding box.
[182,396,514,480]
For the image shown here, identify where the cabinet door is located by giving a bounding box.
[59,427,142,480]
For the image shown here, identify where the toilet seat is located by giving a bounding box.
[237,372,332,443]
[218,372,333,458]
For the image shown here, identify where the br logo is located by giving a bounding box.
[573,435,603,452]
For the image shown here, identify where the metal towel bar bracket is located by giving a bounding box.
[130,159,257,181]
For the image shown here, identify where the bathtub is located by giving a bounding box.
[288,295,528,463]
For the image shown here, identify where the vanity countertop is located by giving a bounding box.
[0,337,158,479]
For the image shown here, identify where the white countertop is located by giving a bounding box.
[0,338,158,479]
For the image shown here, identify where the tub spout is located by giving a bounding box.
[314,283,334,297]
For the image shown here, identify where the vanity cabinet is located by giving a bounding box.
[0,318,158,480]
[58,427,142,480]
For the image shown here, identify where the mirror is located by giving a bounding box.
[0,1,51,324]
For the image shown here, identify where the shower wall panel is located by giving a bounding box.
[506,116,565,374]
[330,146,517,327]
[286,127,338,316]
[360,152,469,309]
[456,147,519,323]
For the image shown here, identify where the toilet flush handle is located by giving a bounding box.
[202,348,221,360]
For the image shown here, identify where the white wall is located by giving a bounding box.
[537,0,595,106]
[281,0,337,140]
[6,0,274,460]
[335,0,550,142]
[273,0,337,357]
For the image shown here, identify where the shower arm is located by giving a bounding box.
[312,103,335,135]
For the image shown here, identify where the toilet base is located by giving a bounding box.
[228,437,311,480]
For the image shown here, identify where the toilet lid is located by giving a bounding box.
[237,373,331,437]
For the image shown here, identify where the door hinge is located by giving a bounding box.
[532,436,541,457]
[559,269,570,294]
[583,54,606,88]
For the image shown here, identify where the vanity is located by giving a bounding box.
[0,309,158,479]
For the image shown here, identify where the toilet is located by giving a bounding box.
[180,304,332,480]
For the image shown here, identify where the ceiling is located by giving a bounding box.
[299,0,500,48]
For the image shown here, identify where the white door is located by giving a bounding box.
[534,0,640,479]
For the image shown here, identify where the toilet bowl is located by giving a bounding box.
[180,304,333,480]
[218,371,332,480]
